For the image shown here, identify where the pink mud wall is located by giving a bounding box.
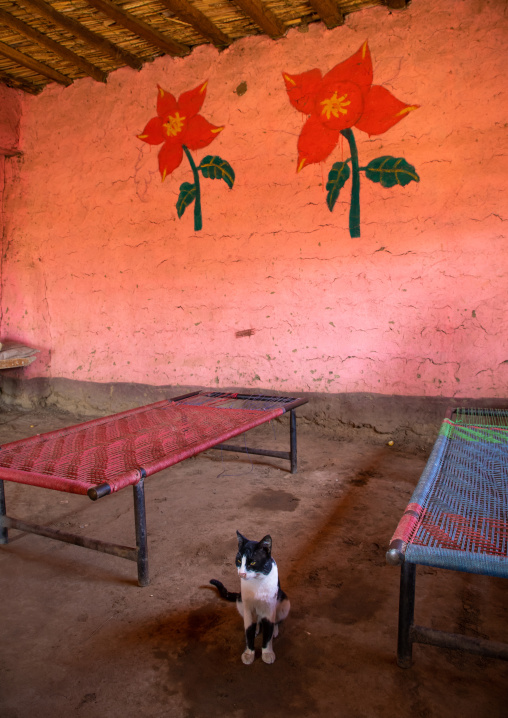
[0,84,21,153]
[1,0,507,398]
[0,84,21,329]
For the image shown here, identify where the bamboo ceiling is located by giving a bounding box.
[0,0,408,94]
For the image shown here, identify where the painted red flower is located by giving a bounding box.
[283,42,419,172]
[138,82,224,181]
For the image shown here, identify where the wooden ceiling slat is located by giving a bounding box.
[157,0,230,48]
[0,39,72,85]
[0,7,107,83]
[307,0,343,29]
[18,0,144,70]
[231,0,286,39]
[83,0,189,56]
[0,1,394,94]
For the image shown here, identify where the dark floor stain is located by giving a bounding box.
[330,577,388,625]
[77,693,97,710]
[245,489,300,512]
[351,469,382,487]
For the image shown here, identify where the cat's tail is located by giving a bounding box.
[209,579,240,602]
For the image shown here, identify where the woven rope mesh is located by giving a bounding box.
[453,407,508,428]
[407,416,508,562]
[176,392,298,411]
[0,396,285,487]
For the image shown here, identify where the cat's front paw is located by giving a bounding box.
[241,649,255,665]
[261,650,276,664]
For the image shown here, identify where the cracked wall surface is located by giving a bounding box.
[0,0,507,399]
[0,84,20,154]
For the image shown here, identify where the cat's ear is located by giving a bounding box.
[237,531,247,549]
[259,535,272,554]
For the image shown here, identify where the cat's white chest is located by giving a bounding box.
[239,560,279,619]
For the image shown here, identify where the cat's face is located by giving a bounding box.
[236,531,273,580]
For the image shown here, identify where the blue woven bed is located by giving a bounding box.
[388,408,508,576]
[387,407,508,666]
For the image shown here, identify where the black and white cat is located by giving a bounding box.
[210,531,290,664]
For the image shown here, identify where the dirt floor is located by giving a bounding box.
[0,405,507,718]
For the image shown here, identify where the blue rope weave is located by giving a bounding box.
[404,409,508,577]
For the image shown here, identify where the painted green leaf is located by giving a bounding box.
[198,156,235,189]
[176,182,196,218]
[326,162,351,211]
[365,156,420,188]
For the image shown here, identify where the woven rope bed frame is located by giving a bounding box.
[0,390,307,586]
[387,407,508,666]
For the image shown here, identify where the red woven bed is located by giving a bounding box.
[0,399,287,495]
[0,390,307,585]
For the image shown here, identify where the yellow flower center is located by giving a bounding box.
[163,112,186,137]
[320,92,351,121]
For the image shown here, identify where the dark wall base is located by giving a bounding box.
[0,376,506,454]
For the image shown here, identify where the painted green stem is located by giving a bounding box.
[182,145,202,231]
[341,128,360,238]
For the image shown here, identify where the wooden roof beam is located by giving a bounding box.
[0,70,41,95]
[308,0,344,29]
[0,8,107,84]
[232,0,286,39]
[18,0,143,70]
[158,0,230,48]
[84,0,189,57]
[0,41,72,86]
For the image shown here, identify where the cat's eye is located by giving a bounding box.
[249,561,256,566]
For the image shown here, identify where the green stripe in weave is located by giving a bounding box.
[439,421,506,445]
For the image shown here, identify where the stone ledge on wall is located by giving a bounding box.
[1,376,506,454]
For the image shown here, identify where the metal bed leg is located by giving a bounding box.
[133,479,149,587]
[290,410,297,474]
[397,561,416,668]
[0,479,8,544]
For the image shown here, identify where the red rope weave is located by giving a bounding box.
[0,401,284,495]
